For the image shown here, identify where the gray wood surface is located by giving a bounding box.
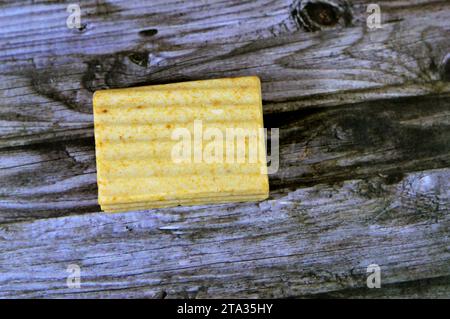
[1,167,448,298]
[0,0,449,298]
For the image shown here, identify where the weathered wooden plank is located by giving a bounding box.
[1,0,449,147]
[1,0,441,59]
[0,0,449,298]
[0,167,448,298]
[302,275,450,298]
[1,94,448,224]
[0,138,99,223]
[269,94,450,190]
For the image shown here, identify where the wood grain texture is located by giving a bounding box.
[1,0,449,147]
[303,275,450,298]
[0,0,449,298]
[1,94,449,224]
[0,167,448,298]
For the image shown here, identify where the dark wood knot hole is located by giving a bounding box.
[305,2,338,26]
[292,0,352,31]
[139,29,158,37]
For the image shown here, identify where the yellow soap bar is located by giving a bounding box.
[93,76,269,212]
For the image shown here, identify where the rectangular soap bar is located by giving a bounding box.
[93,76,269,212]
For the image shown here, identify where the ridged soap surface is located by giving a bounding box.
[93,76,269,212]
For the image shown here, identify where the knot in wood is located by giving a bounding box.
[291,0,352,32]
[128,52,149,67]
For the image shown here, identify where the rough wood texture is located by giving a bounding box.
[0,0,449,298]
[1,0,449,147]
[303,276,450,298]
[0,168,448,298]
[1,94,449,224]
